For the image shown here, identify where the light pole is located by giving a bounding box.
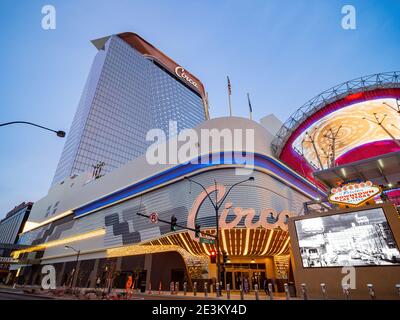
[184,176,255,296]
[0,121,66,138]
[65,245,80,291]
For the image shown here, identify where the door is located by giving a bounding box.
[170,269,185,286]
[234,271,242,290]
[225,272,233,290]
[138,271,147,292]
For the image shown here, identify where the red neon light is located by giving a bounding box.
[345,92,364,101]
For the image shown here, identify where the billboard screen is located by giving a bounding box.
[295,208,400,268]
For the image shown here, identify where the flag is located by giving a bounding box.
[227,76,231,95]
[247,93,252,113]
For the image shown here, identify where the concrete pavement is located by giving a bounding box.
[0,285,292,300]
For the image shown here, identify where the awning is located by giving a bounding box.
[313,151,400,188]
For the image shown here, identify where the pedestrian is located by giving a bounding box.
[125,275,133,299]
[243,277,249,293]
[96,276,101,289]
[263,279,270,296]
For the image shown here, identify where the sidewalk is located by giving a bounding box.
[0,284,294,300]
[112,288,292,300]
[137,290,290,300]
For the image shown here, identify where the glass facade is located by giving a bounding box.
[0,204,31,245]
[52,35,206,186]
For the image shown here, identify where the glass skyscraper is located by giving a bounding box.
[52,33,208,186]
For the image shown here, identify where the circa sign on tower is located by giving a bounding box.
[175,66,199,89]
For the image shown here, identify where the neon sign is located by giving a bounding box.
[328,181,381,207]
[186,184,294,241]
[175,66,199,89]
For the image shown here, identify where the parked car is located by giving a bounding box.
[361,254,370,261]
[350,251,361,259]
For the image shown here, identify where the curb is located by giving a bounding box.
[0,289,56,300]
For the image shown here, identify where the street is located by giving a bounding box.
[0,287,284,300]
[0,291,54,300]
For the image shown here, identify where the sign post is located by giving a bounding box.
[199,237,215,245]
[149,212,159,224]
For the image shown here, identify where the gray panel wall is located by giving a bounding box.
[19,168,310,261]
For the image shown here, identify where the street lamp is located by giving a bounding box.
[65,245,80,290]
[0,121,66,138]
[184,175,255,296]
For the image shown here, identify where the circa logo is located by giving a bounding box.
[175,66,199,88]
[187,184,294,241]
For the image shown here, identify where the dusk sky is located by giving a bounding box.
[1,0,399,218]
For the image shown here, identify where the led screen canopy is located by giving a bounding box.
[292,98,400,169]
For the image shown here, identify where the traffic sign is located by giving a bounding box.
[200,237,215,245]
[149,212,159,224]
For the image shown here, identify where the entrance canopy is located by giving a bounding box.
[313,151,400,188]
[140,228,290,257]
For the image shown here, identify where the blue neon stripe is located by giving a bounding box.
[74,152,324,217]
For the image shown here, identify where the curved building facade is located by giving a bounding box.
[13,117,324,291]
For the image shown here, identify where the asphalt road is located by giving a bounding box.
[131,294,219,300]
[0,291,54,300]
[0,290,220,300]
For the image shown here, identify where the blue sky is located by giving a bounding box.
[0,0,399,217]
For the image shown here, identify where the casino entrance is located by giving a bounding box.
[223,262,267,291]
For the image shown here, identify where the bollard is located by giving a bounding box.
[284,283,290,300]
[204,282,208,297]
[193,282,197,296]
[183,282,187,296]
[342,284,351,300]
[254,284,259,300]
[175,282,179,294]
[215,282,220,297]
[268,283,274,300]
[226,283,231,300]
[367,284,376,300]
[301,283,308,300]
[320,283,327,300]
[170,282,174,295]
[396,284,400,297]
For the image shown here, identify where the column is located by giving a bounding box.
[144,254,153,290]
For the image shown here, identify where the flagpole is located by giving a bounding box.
[247,93,253,120]
[205,92,210,120]
[227,76,232,116]
[228,93,232,117]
